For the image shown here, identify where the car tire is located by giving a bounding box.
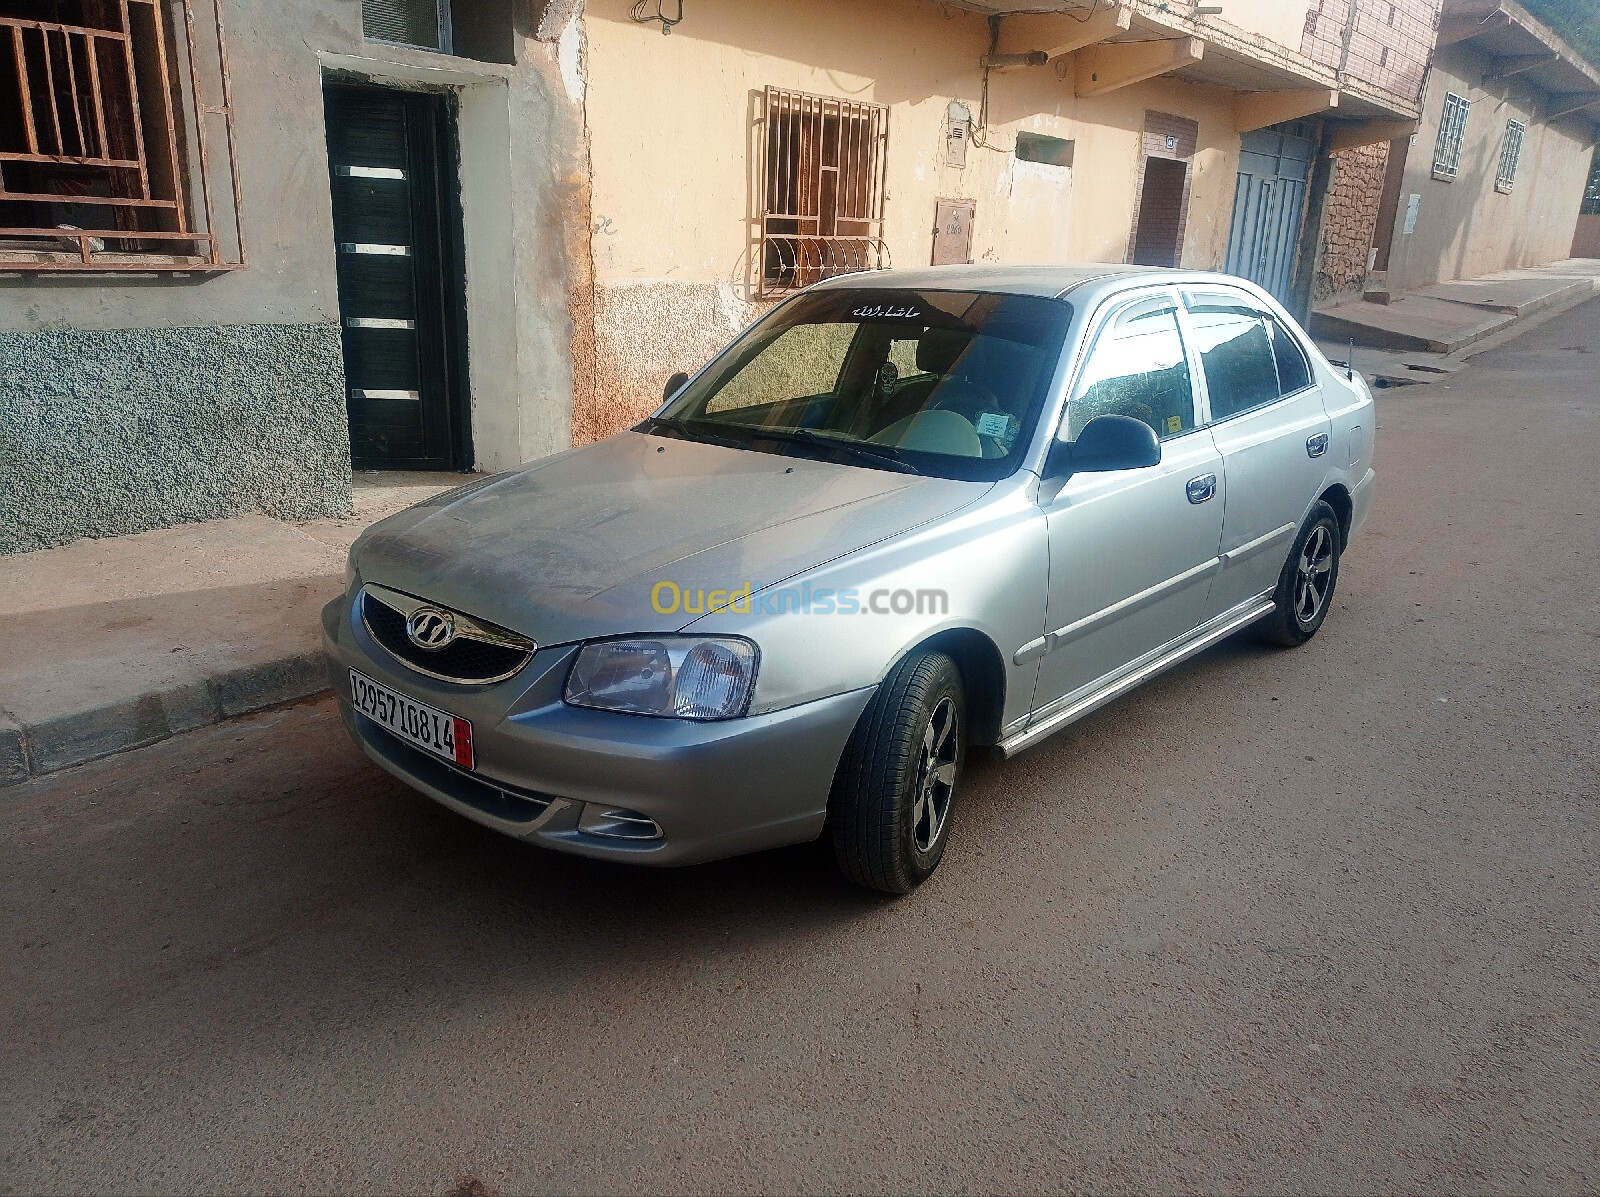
[1257,500,1343,648]
[829,650,965,895]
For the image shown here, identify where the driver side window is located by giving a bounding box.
[1066,298,1196,441]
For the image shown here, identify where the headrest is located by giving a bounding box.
[916,328,972,375]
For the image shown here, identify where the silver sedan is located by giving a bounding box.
[323,264,1375,893]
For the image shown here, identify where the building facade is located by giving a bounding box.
[1368,0,1600,297]
[3,0,1436,553]
[1,0,590,553]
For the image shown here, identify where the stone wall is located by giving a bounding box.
[0,324,351,555]
[1316,141,1391,304]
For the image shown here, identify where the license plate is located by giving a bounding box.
[349,668,474,769]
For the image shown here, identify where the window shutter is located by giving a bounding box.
[362,0,442,49]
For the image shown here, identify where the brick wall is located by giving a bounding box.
[1315,140,1391,303]
[1302,0,1440,105]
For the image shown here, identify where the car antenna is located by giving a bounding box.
[1347,337,1356,382]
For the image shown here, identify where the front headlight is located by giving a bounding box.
[565,636,758,720]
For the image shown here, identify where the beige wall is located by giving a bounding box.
[1221,0,1316,54]
[577,0,1248,439]
[1385,44,1594,292]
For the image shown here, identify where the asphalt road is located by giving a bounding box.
[4,301,1598,1196]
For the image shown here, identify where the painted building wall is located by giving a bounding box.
[1225,0,1316,54]
[577,0,1247,441]
[1384,42,1594,292]
[1,0,588,553]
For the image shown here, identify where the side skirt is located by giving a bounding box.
[997,593,1276,759]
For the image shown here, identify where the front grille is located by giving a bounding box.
[362,589,534,684]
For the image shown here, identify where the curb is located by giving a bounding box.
[0,651,331,791]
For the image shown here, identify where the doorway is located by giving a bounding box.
[323,82,470,471]
[1128,112,1198,270]
[1131,158,1189,268]
[1224,124,1316,306]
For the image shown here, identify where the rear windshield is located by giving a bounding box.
[648,289,1072,481]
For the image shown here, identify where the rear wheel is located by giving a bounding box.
[829,651,964,894]
[1257,501,1342,647]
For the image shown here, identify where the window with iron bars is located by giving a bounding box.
[759,86,889,297]
[1495,120,1526,194]
[1432,91,1470,182]
[0,0,243,271]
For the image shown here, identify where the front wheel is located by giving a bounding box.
[829,651,965,894]
[1257,501,1342,647]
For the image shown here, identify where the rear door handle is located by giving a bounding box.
[1307,432,1330,459]
[1186,473,1217,504]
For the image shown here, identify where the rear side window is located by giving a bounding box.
[1266,314,1313,395]
[1067,298,1196,441]
[1187,303,1279,421]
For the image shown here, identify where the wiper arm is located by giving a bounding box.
[743,427,923,475]
[639,415,748,451]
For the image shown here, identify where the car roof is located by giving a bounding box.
[809,263,1276,306]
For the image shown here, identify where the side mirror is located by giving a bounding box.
[1047,414,1161,477]
[664,371,690,402]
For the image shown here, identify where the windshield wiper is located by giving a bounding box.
[639,415,749,450]
[741,427,923,475]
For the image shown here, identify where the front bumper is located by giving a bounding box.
[322,591,873,866]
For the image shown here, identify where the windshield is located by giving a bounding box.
[645,289,1073,481]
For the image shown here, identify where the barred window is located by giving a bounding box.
[759,86,889,296]
[1495,120,1526,194]
[1432,92,1471,182]
[0,0,242,271]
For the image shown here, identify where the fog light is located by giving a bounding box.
[578,805,664,841]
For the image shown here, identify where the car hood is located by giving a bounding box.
[354,431,992,645]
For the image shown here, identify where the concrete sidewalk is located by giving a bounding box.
[1310,258,1600,355]
[0,472,469,788]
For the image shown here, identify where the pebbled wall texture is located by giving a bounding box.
[0,323,352,555]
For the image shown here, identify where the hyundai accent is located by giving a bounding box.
[323,264,1375,893]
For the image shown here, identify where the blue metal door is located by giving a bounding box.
[1225,127,1314,306]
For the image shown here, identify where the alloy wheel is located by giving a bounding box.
[911,697,959,853]
[1294,524,1335,626]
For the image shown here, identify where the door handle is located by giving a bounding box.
[1186,473,1217,504]
[1307,432,1330,459]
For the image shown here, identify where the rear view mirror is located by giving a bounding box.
[1047,414,1161,477]
[664,371,690,402]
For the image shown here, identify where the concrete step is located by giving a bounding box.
[1416,276,1591,317]
[1310,295,1515,354]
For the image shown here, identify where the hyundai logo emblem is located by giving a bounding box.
[406,607,456,651]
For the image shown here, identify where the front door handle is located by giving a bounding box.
[1186,473,1217,504]
[1307,432,1330,459]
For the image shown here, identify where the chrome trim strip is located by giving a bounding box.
[999,594,1276,759]
[335,165,406,180]
[1014,557,1223,666]
[1221,522,1296,565]
[350,388,421,401]
[345,317,416,330]
[1013,637,1050,666]
[340,242,411,256]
